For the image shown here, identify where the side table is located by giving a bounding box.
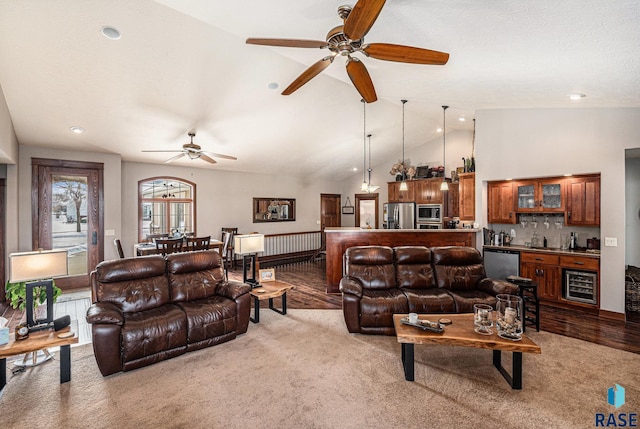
[249,280,294,323]
[507,275,540,332]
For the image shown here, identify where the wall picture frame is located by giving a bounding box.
[259,268,276,282]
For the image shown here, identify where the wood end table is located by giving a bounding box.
[249,280,294,323]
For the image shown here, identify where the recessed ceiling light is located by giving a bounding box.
[458,117,466,122]
[564,173,573,177]
[101,26,121,40]
[268,82,279,90]
[568,93,586,101]
[70,126,85,134]
[436,127,443,133]
[352,167,358,172]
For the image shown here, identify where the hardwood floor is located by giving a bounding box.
[3,258,638,354]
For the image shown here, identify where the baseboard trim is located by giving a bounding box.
[598,309,626,322]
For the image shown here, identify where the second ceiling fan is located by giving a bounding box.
[246,0,449,103]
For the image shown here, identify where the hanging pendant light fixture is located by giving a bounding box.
[399,99,409,191]
[360,99,369,192]
[440,105,450,191]
[366,134,380,193]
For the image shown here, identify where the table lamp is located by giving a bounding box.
[234,234,264,288]
[9,249,69,331]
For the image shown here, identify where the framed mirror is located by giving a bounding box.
[253,198,296,223]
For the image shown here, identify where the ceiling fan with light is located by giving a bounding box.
[246,0,449,103]
[142,132,237,165]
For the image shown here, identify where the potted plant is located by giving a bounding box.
[5,280,62,311]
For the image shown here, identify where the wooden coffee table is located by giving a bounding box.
[0,321,79,394]
[249,280,294,323]
[393,313,541,389]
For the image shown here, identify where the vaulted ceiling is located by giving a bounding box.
[0,0,638,179]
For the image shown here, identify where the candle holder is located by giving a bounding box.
[496,294,523,341]
[473,303,494,335]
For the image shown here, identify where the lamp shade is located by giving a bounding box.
[9,249,69,283]
[234,234,265,255]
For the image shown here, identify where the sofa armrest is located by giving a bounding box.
[339,277,363,298]
[86,302,124,325]
[217,280,251,300]
[478,278,519,296]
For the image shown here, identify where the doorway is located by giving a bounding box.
[32,159,104,290]
[355,193,379,229]
[320,194,341,249]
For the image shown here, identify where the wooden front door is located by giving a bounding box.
[32,159,104,290]
[320,193,341,249]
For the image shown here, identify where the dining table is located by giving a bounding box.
[134,238,223,257]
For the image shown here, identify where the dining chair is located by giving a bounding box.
[146,233,170,243]
[221,227,238,268]
[155,238,183,255]
[221,231,233,280]
[114,238,125,259]
[187,236,210,251]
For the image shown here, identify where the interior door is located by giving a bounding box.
[320,193,341,249]
[32,159,104,290]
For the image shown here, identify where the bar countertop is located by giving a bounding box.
[483,244,600,258]
[325,227,480,233]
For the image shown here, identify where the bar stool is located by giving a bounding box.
[506,275,540,332]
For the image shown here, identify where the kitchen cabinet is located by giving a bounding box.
[487,181,516,224]
[388,181,415,203]
[415,178,443,204]
[520,252,560,301]
[515,178,565,212]
[458,172,475,221]
[565,175,600,226]
[444,182,459,219]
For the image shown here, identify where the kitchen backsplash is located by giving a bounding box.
[488,214,600,249]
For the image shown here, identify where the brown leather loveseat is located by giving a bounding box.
[339,245,518,335]
[86,250,251,376]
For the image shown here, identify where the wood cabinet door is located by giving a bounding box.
[566,176,600,226]
[458,173,475,221]
[388,182,399,202]
[521,262,560,301]
[539,178,565,212]
[488,181,516,224]
[445,182,459,218]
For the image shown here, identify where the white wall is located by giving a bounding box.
[0,84,18,164]
[476,108,640,314]
[121,161,344,257]
[625,156,640,266]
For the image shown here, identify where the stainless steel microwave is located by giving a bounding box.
[416,204,442,223]
[417,222,442,229]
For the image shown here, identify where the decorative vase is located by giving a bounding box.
[496,294,523,341]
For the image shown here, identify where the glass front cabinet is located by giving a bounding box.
[515,179,565,212]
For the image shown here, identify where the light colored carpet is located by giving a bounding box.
[1,309,638,429]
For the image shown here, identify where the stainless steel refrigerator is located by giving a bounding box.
[383,202,415,229]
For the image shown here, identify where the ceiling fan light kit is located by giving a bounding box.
[246,0,449,103]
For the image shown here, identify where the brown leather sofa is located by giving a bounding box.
[86,250,251,376]
[339,245,518,335]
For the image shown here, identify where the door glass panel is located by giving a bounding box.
[359,200,376,228]
[542,183,562,208]
[52,175,88,276]
[517,184,535,209]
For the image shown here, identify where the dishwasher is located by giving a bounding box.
[483,247,520,280]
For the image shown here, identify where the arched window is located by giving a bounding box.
[138,177,196,242]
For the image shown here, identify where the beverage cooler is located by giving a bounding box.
[563,269,598,304]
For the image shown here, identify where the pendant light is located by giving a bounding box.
[440,105,449,191]
[399,99,408,191]
[360,99,369,192]
[366,134,379,193]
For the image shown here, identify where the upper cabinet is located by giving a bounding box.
[566,175,600,226]
[458,173,475,221]
[415,178,443,204]
[487,181,516,224]
[388,181,415,203]
[515,178,565,212]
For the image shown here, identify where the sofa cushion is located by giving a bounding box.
[360,289,409,328]
[344,246,396,290]
[403,289,456,313]
[121,304,187,364]
[395,246,435,289]
[449,290,497,313]
[167,250,225,302]
[176,296,237,344]
[93,256,170,313]
[431,246,486,291]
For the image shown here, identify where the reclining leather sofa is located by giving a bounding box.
[339,245,518,335]
[86,250,251,376]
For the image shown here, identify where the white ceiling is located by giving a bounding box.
[0,0,639,180]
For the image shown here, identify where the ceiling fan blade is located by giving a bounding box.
[343,0,387,41]
[246,38,328,49]
[282,56,334,96]
[346,57,377,103]
[202,151,237,161]
[199,154,218,164]
[142,150,183,153]
[364,43,449,65]
[164,153,186,163]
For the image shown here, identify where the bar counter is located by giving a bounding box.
[325,227,479,293]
